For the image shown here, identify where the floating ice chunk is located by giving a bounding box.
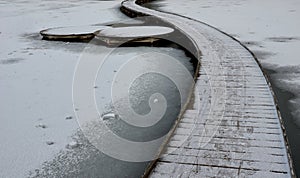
[101,112,118,121]
[66,141,80,149]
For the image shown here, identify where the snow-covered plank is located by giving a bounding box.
[121,0,293,177]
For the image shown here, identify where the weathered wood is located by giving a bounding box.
[121,0,295,177]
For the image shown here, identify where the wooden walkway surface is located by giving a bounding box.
[121,0,294,177]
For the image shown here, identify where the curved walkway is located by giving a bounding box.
[121,0,294,177]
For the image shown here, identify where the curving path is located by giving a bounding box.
[121,0,294,177]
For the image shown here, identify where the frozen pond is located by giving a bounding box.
[0,0,195,177]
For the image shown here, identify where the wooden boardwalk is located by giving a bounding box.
[121,0,294,177]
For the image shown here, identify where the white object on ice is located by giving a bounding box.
[66,141,80,149]
[101,112,118,121]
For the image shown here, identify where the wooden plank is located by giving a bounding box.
[121,0,294,177]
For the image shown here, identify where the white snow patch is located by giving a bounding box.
[66,141,80,149]
[98,26,174,38]
[41,25,110,36]
[102,113,118,120]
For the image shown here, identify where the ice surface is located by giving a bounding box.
[46,141,55,146]
[36,123,47,129]
[104,18,145,27]
[65,116,73,120]
[0,0,124,177]
[0,0,194,177]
